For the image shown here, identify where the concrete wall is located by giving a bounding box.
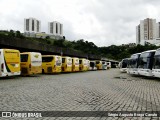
[0,37,101,59]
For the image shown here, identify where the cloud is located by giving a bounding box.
[0,0,160,46]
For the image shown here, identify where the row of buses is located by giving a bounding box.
[119,48,160,78]
[0,49,111,77]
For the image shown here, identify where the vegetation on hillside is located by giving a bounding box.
[0,30,159,61]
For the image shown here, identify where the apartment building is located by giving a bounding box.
[136,18,158,45]
[24,18,41,33]
[48,21,63,37]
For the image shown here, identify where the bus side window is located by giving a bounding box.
[21,54,28,62]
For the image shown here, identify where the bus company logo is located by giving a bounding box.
[57,57,61,60]
[76,59,78,62]
[2,112,11,117]
[34,54,39,58]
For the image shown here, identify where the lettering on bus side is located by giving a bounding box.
[5,51,18,53]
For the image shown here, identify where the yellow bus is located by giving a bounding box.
[96,60,103,70]
[20,52,42,75]
[62,56,72,72]
[0,49,21,77]
[79,58,88,71]
[72,57,79,72]
[42,55,62,73]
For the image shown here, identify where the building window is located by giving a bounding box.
[50,23,53,34]
[60,24,62,35]
[32,20,34,31]
[26,19,29,31]
[37,21,39,32]
[159,23,160,37]
[56,23,58,34]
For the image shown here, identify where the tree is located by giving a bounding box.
[16,31,21,38]
[8,30,15,37]
[46,36,50,39]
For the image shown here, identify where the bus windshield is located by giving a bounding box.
[42,57,53,62]
[122,60,128,68]
[138,57,150,69]
[138,52,155,69]
[153,56,160,69]
[21,54,28,62]
[130,58,138,68]
[90,62,95,67]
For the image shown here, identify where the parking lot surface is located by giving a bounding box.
[0,69,160,120]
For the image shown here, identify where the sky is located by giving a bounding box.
[0,0,160,47]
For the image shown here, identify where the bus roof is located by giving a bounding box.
[140,50,156,58]
[0,49,20,52]
[42,55,60,57]
[131,53,141,58]
[141,50,156,54]
[122,58,130,61]
[72,57,79,59]
[155,48,160,56]
[21,52,41,54]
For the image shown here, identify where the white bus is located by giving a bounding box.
[152,48,160,78]
[0,49,21,77]
[120,58,130,73]
[138,50,155,77]
[128,53,141,75]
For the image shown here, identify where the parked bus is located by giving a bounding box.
[102,61,107,70]
[0,49,21,77]
[120,58,130,73]
[62,56,72,72]
[72,57,79,72]
[89,61,97,71]
[42,55,62,73]
[138,50,155,77]
[20,52,42,75]
[128,53,141,75]
[79,58,88,71]
[106,62,111,69]
[96,60,102,70]
[152,48,160,78]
